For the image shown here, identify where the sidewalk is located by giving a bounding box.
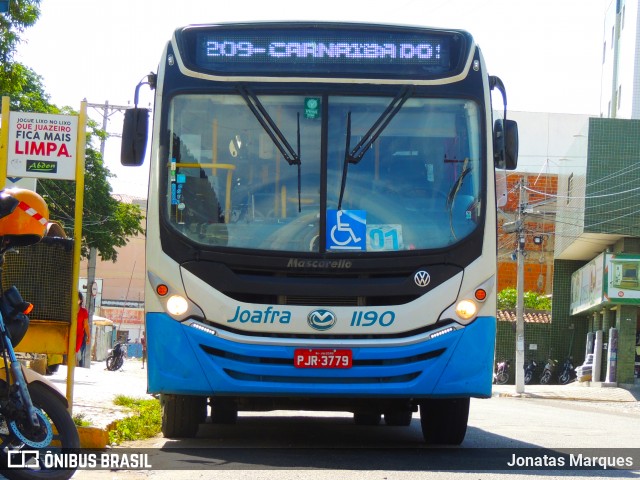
[492,382,640,402]
[46,358,151,430]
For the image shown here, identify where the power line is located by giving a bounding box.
[525,183,640,200]
[87,101,130,145]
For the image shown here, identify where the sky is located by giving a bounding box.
[15,0,612,197]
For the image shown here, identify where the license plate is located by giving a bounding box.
[294,349,352,369]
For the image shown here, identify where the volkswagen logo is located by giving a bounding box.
[307,309,337,331]
[414,270,431,288]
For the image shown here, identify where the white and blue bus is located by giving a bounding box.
[121,22,517,444]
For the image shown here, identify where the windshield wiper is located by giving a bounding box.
[447,157,472,239]
[238,85,302,211]
[337,87,413,210]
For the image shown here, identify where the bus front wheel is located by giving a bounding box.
[419,398,469,445]
[161,394,207,438]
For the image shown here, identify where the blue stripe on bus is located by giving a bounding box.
[146,313,495,398]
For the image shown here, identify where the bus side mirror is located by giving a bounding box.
[493,119,518,170]
[121,108,149,166]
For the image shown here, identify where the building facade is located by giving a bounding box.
[80,194,146,343]
[497,171,557,294]
[554,118,640,384]
[496,111,590,296]
[601,0,640,119]
[548,1,640,384]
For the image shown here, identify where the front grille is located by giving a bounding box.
[201,344,445,386]
[230,292,421,306]
[227,268,422,306]
[202,345,446,366]
[223,369,421,384]
[183,260,463,307]
[282,295,360,306]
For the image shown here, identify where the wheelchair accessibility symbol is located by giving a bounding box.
[326,209,366,251]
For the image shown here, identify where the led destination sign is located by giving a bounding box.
[179,24,471,78]
[203,40,444,63]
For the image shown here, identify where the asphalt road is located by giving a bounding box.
[71,393,640,480]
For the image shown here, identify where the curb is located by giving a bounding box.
[77,419,124,449]
[492,384,640,402]
[493,392,620,402]
[77,426,109,449]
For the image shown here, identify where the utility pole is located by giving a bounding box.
[515,178,528,393]
[81,101,129,367]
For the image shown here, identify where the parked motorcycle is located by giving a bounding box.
[539,358,558,384]
[0,188,79,479]
[106,341,127,371]
[558,356,577,385]
[493,359,510,385]
[524,358,539,385]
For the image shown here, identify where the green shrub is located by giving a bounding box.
[497,288,551,310]
[73,413,91,427]
[108,395,161,445]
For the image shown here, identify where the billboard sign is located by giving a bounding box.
[570,253,605,315]
[571,252,640,315]
[7,112,78,180]
[604,253,640,303]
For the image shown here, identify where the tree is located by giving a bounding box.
[0,0,40,64]
[1,63,57,112]
[37,114,144,261]
[497,288,552,311]
[1,0,144,261]
[0,1,42,104]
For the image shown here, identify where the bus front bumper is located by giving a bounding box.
[146,313,495,399]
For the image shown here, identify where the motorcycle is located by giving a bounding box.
[493,359,510,385]
[106,341,127,371]
[539,358,558,385]
[0,188,79,479]
[558,356,577,385]
[524,358,539,385]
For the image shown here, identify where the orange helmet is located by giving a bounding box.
[0,188,49,246]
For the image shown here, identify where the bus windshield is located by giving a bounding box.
[166,93,481,253]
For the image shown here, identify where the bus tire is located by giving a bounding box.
[161,394,206,438]
[419,398,469,445]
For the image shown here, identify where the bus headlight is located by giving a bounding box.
[455,300,477,320]
[167,295,189,316]
[149,271,205,321]
[438,277,495,325]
